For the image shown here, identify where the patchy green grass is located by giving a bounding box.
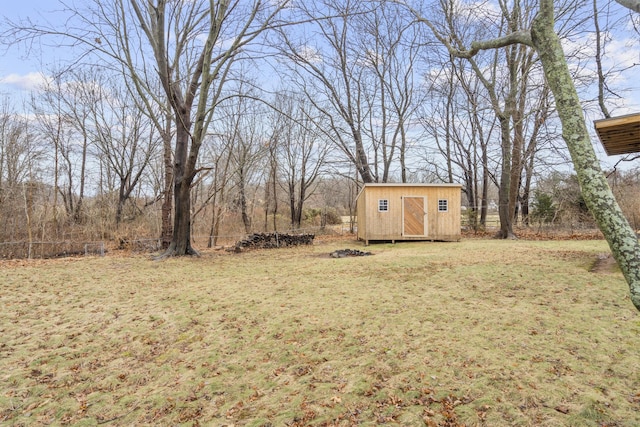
[1,237,639,426]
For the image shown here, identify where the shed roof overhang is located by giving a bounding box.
[354,182,462,202]
[594,113,640,156]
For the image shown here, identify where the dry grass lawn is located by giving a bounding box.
[1,236,639,426]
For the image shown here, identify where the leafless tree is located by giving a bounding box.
[263,118,280,233]
[34,71,93,224]
[275,0,379,183]
[270,93,329,229]
[216,91,269,234]
[433,0,542,238]
[276,1,427,185]
[88,72,161,226]
[31,84,65,236]
[127,0,290,255]
[421,55,498,229]
[403,0,640,311]
[357,3,425,183]
[200,135,233,248]
[0,101,45,242]
[6,0,291,256]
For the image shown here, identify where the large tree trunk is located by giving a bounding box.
[162,121,197,257]
[497,116,515,239]
[171,176,195,255]
[355,142,375,183]
[531,0,640,311]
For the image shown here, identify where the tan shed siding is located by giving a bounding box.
[356,184,461,242]
[428,187,461,240]
[356,188,367,241]
[367,186,403,239]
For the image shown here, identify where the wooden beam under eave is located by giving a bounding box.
[594,113,640,156]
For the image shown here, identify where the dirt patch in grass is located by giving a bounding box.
[590,253,619,274]
[1,237,639,426]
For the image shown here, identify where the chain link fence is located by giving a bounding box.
[0,224,354,260]
[0,241,106,260]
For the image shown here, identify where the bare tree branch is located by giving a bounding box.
[615,0,640,13]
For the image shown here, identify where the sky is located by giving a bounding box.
[1,0,64,94]
[2,0,640,167]
[3,1,639,104]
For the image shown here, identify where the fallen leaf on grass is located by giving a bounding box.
[226,401,244,418]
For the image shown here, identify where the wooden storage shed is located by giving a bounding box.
[356,183,462,245]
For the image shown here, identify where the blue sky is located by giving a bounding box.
[1,0,638,164]
[1,0,64,93]
[0,1,637,177]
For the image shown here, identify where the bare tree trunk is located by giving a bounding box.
[73,132,88,223]
[166,123,197,256]
[271,170,278,232]
[615,1,640,16]
[23,182,33,259]
[288,181,298,229]
[116,181,125,225]
[129,0,286,257]
[295,180,306,229]
[264,138,278,232]
[521,153,535,226]
[497,115,515,238]
[480,150,489,227]
[53,115,61,237]
[160,124,173,249]
[239,169,251,234]
[532,0,640,310]
[400,125,408,183]
[510,110,524,226]
[593,0,611,119]
[445,57,455,184]
[264,174,272,232]
[209,203,224,248]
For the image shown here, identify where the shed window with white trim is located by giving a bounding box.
[438,199,449,212]
[378,199,389,212]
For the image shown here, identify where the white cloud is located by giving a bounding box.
[297,44,322,64]
[603,37,639,71]
[448,0,501,25]
[563,30,640,95]
[0,72,51,91]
